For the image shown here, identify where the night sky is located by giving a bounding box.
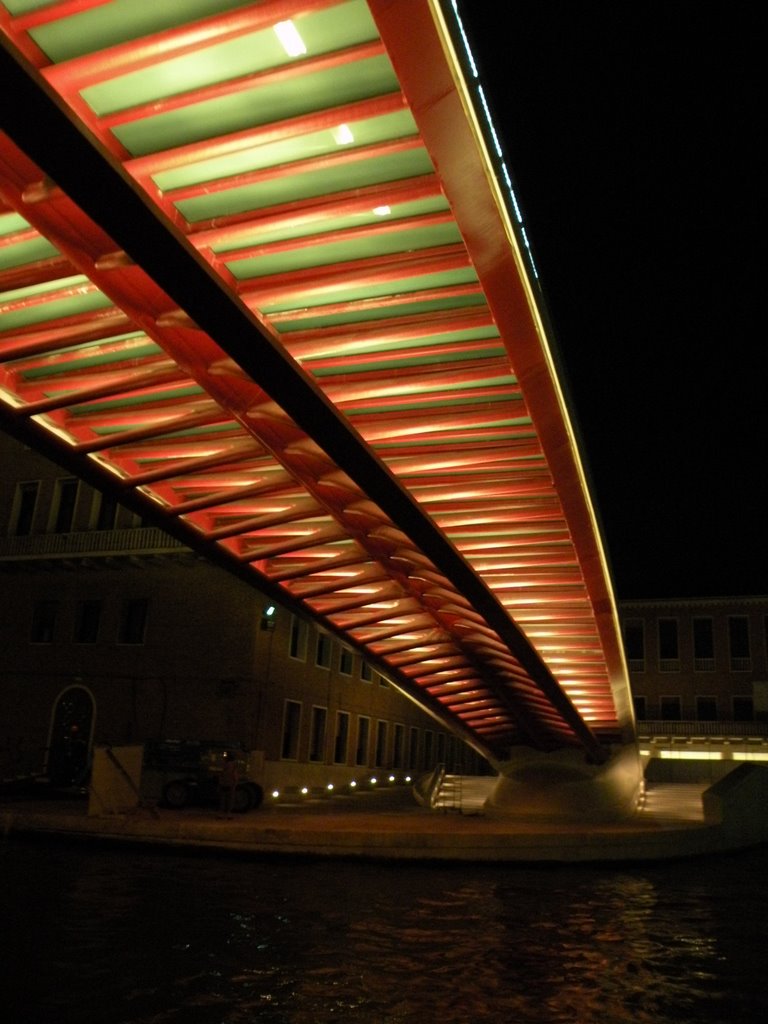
[459,4,764,599]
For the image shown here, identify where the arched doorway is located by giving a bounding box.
[48,686,94,787]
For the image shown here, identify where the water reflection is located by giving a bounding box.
[2,840,765,1023]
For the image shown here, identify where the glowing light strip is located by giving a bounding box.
[273,20,307,58]
[442,2,536,275]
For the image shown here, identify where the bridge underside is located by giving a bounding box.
[0,0,634,766]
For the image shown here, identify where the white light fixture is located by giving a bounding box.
[332,123,354,145]
[372,204,391,216]
[274,20,306,57]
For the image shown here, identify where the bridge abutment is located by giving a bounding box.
[485,743,643,822]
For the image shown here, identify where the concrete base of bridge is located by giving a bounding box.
[485,743,643,823]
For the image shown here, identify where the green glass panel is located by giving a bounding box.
[178,149,434,223]
[1,273,87,303]
[302,324,501,361]
[372,430,532,451]
[0,282,112,333]
[275,291,486,332]
[30,0,255,63]
[155,110,418,193]
[309,344,507,378]
[20,335,158,379]
[113,56,398,157]
[71,384,202,416]
[84,2,378,116]
[262,267,479,314]
[0,237,59,271]
[346,397,527,418]
[229,222,461,280]
[0,212,30,236]
[212,193,447,253]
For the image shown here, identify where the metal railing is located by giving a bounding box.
[638,720,768,739]
[0,526,187,560]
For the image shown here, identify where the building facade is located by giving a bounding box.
[0,434,475,795]
[619,597,768,730]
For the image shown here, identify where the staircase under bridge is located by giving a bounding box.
[0,0,637,810]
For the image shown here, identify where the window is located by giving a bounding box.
[633,695,647,721]
[436,733,446,763]
[375,720,388,767]
[74,600,101,644]
[659,696,682,721]
[695,696,718,721]
[728,617,750,670]
[30,600,57,644]
[52,478,78,533]
[118,599,148,644]
[334,711,350,764]
[12,481,39,536]
[693,617,714,670]
[309,706,327,762]
[445,735,455,771]
[95,490,118,530]
[281,700,302,760]
[315,631,331,668]
[392,723,405,769]
[355,716,370,767]
[289,616,307,660]
[423,730,434,769]
[409,727,419,769]
[658,619,679,670]
[733,696,754,722]
[360,661,373,682]
[379,673,389,688]
[623,619,644,668]
[339,647,353,676]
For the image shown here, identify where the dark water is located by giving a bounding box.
[2,838,766,1024]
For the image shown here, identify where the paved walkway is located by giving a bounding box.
[3,781,761,863]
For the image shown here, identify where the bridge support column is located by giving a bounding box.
[485,743,643,822]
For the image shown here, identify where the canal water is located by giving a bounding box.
[2,837,766,1024]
